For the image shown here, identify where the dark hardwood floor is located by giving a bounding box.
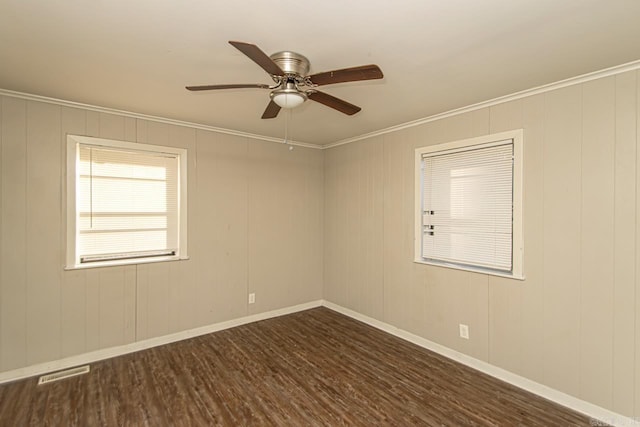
[0,307,598,426]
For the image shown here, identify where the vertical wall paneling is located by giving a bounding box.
[123,266,136,343]
[408,126,436,338]
[635,69,640,419]
[82,110,104,351]
[247,140,323,314]
[339,141,353,310]
[471,108,491,136]
[136,118,148,143]
[541,86,583,396]
[439,111,479,142]
[519,94,546,383]
[194,131,248,326]
[124,117,136,142]
[309,143,325,303]
[135,264,149,341]
[141,252,171,339]
[123,116,137,343]
[0,97,2,367]
[343,142,360,311]
[25,101,61,365]
[2,65,639,421]
[166,261,193,334]
[0,97,28,371]
[86,110,100,137]
[487,100,525,375]
[134,122,201,336]
[0,96,324,375]
[612,71,636,417]
[323,146,346,305]
[134,119,149,340]
[142,255,170,339]
[406,126,426,337]
[340,142,357,311]
[138,121,171,338]
[98,113,125,140]
[405,125,432,340]
[337,142,352,310]
[324,137,383,319]
[422,114,491,361]
[145,121,170,147]
[98,268,127,348]
[60,107,87,357]
[247,141,285,313]
[580,77,615,408]
[97,113,137,348]
[84,269,101,352]
[60,270,86,357]
[489,100,524,133]
[324,71,640,416]
[423,266,490,361]
[322,147,332,301]
[353,137,384,319]
[298,143,324,304]
[368,138,385,319]
[166,124,197,334]
[382,130,411,329]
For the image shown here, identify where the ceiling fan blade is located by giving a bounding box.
[307,91,361,115]
[261,100,281,119]
[308,64,383,86]
[186,83,271,91]
[229,41,284,76]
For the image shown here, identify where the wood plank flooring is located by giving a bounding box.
[0,307,598,426]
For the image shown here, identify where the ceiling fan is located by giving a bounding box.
[186,41,384,119]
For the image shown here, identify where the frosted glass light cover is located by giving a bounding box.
[272,92,305,108]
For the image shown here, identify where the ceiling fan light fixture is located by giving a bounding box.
[271,90,307,109]
[186,41,384,119]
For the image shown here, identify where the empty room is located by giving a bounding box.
[1,1,640,425]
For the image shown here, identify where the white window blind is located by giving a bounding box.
[77,144,180,264]
[421,141,513,272]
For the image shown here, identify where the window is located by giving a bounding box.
[66,135,188,269]
[415,130,523,279]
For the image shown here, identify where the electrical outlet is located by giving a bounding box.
[248,293,255,304]
[459,324,469,339]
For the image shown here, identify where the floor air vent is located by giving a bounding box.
[37,365,90,385]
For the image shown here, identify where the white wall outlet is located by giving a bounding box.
[248,293,255,304]
[459,324,469,339]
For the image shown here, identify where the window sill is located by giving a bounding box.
[64,255,190,271]
[414,258,525,281]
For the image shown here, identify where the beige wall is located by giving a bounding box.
[1,68,638,419]
[0,97,324,372]
[324,71,639,417]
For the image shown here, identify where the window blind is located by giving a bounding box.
[77,144,180,263]
[421,142,513,271]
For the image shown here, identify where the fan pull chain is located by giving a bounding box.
[284,109,294,151]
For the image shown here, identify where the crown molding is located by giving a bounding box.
[0,88,321,150]
[3,58,640,151]
[324,58,640,149]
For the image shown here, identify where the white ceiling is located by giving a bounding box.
[1,0,639,146]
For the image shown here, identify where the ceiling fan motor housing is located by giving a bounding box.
[269,51,310,77]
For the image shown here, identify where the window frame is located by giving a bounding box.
[414,129,524,280]
[65,134,188,270]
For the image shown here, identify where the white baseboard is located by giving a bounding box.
[0,300,323,385]
[321,300,638,427]
[2,298,636,426]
